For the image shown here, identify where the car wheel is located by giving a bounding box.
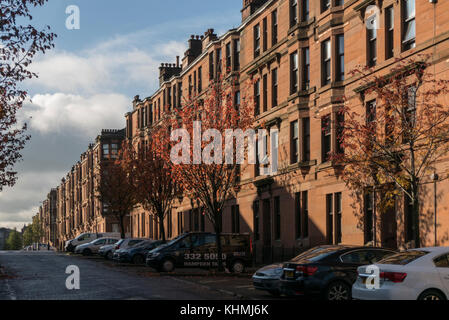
[106,251,113,260]
[419,290,446,301]
[231,260,245,274]
[82,249,91,256]
[161,259,175,272]
[326,281,351,301]
[133,255,144,265]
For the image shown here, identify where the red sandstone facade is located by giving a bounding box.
[35,0,449,263]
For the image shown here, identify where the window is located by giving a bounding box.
[302,0,309,22]
[322,39,331,86]
[367,16,377,67]
[102,144,109,157]
[177,212,184,234]
[167,211,172,238]
[321,115,331,162]
[209,52,214,80]
[263,18,268,52]
[254,80,260,116]
[434,254,449,268]
[188,75,192,97]
[326,194,334,244]
[340,250,377,265]
[302,191,309,238]
[295,192,308,239]
[198,67,202,93]
[274,196,281,240]
[263,74,268,113]
[231,205,240,233]
[193,71,197,94]
[336,112,344,154]
[302,47,310,90]
[336,34,344,81]
[335,192,342,244]
[254,24,260,58]
[291,121,299,164]
[366,100,376,124]
[381,250,428,265]
[385,6,394,59]
[322,0,330,13]
[335,0,344,6]
[302,117,310,162]
[234,90,241,109]
[272,68,278,108]
[404,85,417,141]
[226,42,231,72]
[272,10,278,46]
[364,191,374,243]
[216,48,222,75]
[290,52,299,94]
[111,144,118,159]
[290,0,298,28]
[194,208,199,231]
[253,201,260,241]
[233,39,240,71]
[402,0,415,51]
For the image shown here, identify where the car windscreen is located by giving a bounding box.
[290,246,346,263]
[378,250,429,265]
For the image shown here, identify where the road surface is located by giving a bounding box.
[0,251,236,300]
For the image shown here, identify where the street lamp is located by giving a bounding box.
[431,173,439,247]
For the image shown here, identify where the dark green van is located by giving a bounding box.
[145,232,252,273]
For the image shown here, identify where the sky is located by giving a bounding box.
[0,0,242,230]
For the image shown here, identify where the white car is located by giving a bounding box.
[353,247,449,300]
[74,238,120,255]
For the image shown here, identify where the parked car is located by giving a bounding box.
[113,240,163,264]
[65,232,120,252]
[280,245,396,300]
[252,263,284,296]
[353,247,449,300]
[146,232,252,273]
[100,238,148,260]
[98,244,117,260]
[252,246,327,297]
[74,238,120,255]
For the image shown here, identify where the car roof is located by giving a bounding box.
[408,246,449,254]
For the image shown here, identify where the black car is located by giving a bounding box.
[280,245,397,300]
[146,232,252,273]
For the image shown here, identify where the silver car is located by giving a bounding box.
[252,263,284,296]
[75,238,119,255]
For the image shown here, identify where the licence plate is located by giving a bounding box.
[285,270,294,278]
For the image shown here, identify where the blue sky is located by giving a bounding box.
[0,0,242,229]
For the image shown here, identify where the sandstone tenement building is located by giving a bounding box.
[35,0,449,263]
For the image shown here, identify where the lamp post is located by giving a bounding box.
[431,173,439,247]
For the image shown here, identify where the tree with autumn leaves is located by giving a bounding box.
[161,71,255,271]
[96,144,139,239]
[0,0,56,191]
[333,56,449,248]
[132,123,180,244]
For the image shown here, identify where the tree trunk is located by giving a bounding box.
[119,215,126,239]
[159,214,166,243]
[411,182,420,247]
[214,212,224,272]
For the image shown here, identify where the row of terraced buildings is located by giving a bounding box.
[35,0,449,263]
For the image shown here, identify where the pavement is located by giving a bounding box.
[0,251,245,300]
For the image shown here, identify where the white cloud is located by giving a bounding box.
[0,170,66,229]
[28,37,186,95]
[23,93,130,137]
